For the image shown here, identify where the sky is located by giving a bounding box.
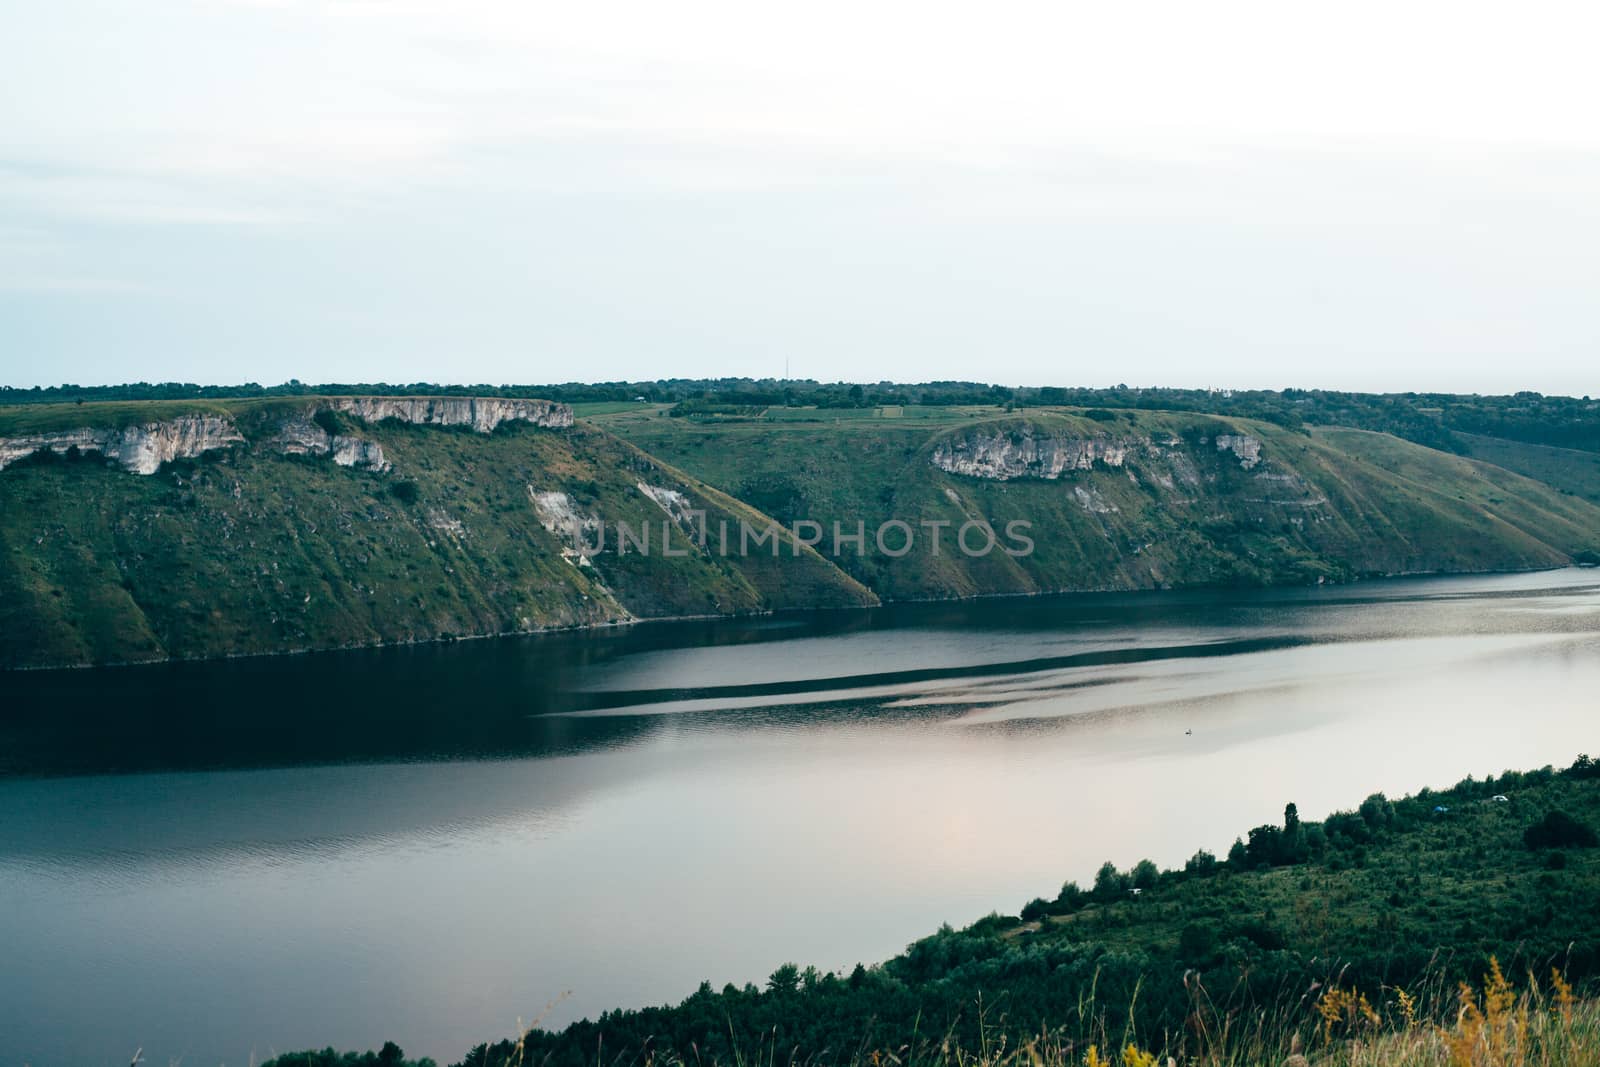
[2,0,1598,394]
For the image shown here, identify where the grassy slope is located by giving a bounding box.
[453,761,1600,1067]
[1458,432,1600,506]
[601,408,1600,600]
[0,411,872,668]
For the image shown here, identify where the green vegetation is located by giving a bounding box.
[263,1044,435,1067]
[1458,434,1600,505]
[275,755,1600,1067]
[606,409,1600,602]
[4,387,1600,667]
[10,380,1600,456]
[0,415,872,668]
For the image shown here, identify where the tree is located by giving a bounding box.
[1185,849,1218,874]
[1245,824,1282,868]
[766,963,801,994]
[1054,880,1086,909]
[1227,837,1248,869]
[1093,861,1129,899]
[1132,859,1160,890]
[1359,793,1394,829]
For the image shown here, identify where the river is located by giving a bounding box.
[3,569,1598,1065]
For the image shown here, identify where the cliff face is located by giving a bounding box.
[268,415,390,471]
[0,396,574,477]
[331,397,573,433]
[0,416,245,475]
[929,425,1266,481]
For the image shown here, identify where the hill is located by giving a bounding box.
[3,396,1599,668]
[600,405,1600,600]
[0,397,873,668]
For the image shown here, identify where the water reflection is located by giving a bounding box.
[2,569,1598,1066]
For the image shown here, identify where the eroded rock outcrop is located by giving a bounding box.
[0,396,569,478]
[931,424,1269,481]
[0,416,244,474]
[267,414,389,471]
[332,396,572,433]
[930,429,1135,480]
[1214,433,1263,470]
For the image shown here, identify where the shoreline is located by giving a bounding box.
[7,560,1588,675]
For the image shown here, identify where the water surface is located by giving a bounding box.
[3,570,1599,1066]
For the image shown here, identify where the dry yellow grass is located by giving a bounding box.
[733,963,1600,1067]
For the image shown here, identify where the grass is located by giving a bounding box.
[571,401,659,417]
[0,396,317,435]
[1457,434,1600,506]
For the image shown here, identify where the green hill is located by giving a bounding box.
[0,398,874,668]
[602,406,1600,599]
[3,397,1599,668]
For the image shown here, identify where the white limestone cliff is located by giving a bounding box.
[268,414,390,471]
[331,396,573,433]
[0,416,244,474]
[930,430,1135,480]
[0,396,568,476]
[931,425,1268,480]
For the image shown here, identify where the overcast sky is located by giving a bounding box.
[2,0,1598,394]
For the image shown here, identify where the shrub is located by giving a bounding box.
[390,479,421,504]
[1524,810,1599,850]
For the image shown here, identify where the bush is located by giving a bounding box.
[1524,810,1599,850]
[390,479,421,504]
[1178,922,1217,961]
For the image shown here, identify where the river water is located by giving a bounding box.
[3,569,1599,1066]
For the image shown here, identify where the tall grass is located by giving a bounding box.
[471,964,1598,1067]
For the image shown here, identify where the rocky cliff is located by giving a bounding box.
[268,414,391,471]
[331,396,572,433]
[929,424,1265,481]
[0,416,245,475]
[0,396,573,477]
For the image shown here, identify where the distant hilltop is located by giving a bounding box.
[0,396,571,475]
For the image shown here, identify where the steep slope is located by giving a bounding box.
[605,408,1600,599]
[1458,431,1600,506]
[0,399,874,668]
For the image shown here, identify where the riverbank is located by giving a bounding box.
[266,754,1600,1067]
